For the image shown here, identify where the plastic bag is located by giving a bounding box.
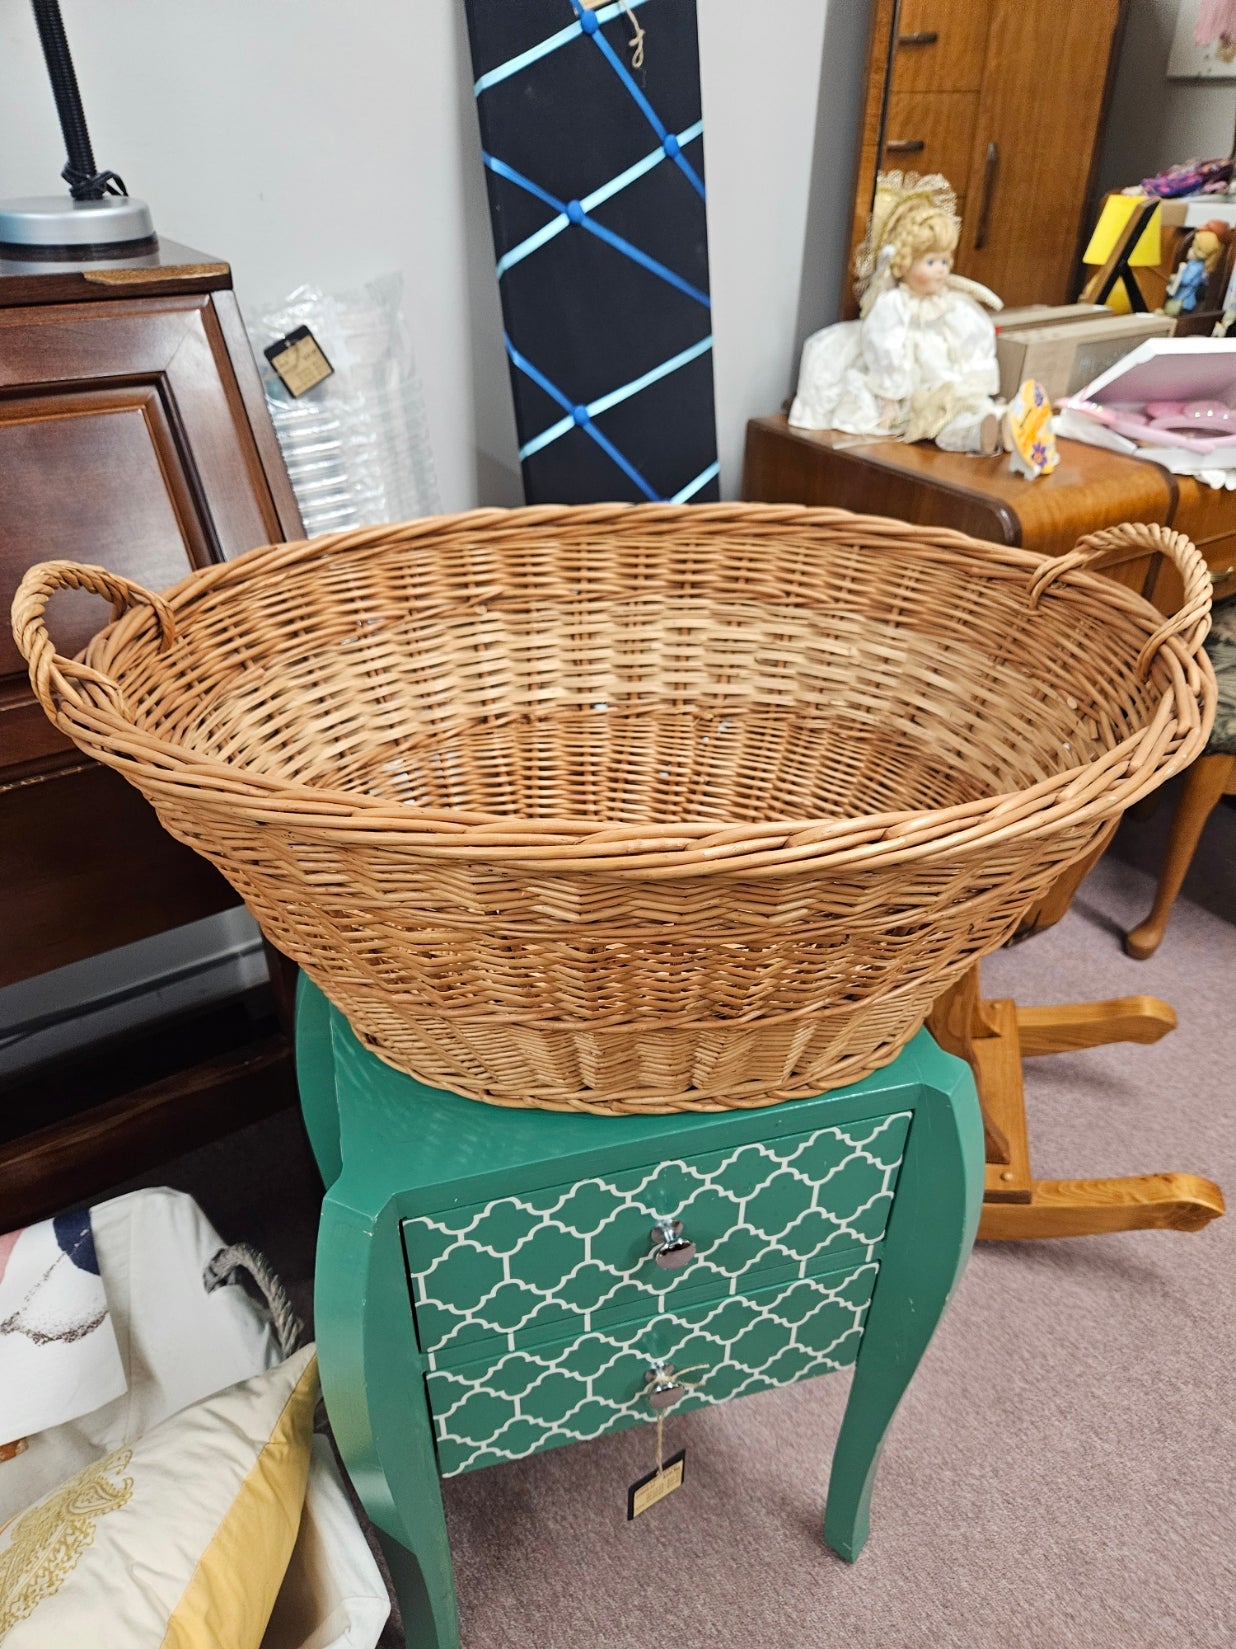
[246,275,439,536]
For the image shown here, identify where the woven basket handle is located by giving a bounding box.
[12,560,177,725]
[1027,522,1211,680]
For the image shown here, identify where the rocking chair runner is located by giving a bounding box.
[928,964,1224,1241]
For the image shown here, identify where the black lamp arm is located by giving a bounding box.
[30,0,127,200]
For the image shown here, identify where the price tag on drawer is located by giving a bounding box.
[628,1449,686,1519]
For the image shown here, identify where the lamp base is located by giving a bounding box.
[0,195,156,259]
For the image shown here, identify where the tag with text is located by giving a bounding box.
[265,326,334,397]
[627,1449,686,1519]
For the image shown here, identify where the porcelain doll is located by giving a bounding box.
[789,172,1004,455]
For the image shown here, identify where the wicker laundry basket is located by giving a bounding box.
[13,504,1215,1114]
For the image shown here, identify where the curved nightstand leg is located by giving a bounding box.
[824,1057,985,1561]
[316,1196,460,1649]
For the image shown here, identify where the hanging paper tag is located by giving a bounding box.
[1007,378,1059,481]
[628,1448,686,1519]
[264,325,334,397]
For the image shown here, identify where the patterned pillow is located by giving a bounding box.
[0,1346,317,1647]
[1205,594,1236,756]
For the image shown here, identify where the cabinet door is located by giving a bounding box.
[0,292,300,982]
[883,91,979,200]
[956,0,1124,305]
[889,0,991,93]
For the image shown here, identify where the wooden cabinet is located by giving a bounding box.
[0,243,303,1225]
[743,412,1236,635]
[740,413,1231,948]
[0,246,302,985]
[1156,475,1236,610]
[959,0,1125,304]
[852,0,1126,309]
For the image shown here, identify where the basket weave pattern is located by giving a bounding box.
[14,505,1215,1112]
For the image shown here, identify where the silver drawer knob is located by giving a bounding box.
[644,1362,684,1410]
[649,1218,696,1270]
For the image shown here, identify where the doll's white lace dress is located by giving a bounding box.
[789,276,1001,452]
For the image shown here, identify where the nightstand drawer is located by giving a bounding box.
[403,1111,910,1360]
[427,1259,879,1476]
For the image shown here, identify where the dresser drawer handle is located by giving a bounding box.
[1211,566,1234,583]
[649,1218,697,1270]
[644,1362,686,1410]
[897,30,939,45]
[885,138,925,154]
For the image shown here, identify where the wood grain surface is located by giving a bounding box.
[743,417,1173,561]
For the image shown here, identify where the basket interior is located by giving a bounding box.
[102,525,1162,828]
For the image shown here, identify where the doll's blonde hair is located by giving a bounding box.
[854,171,961,312]
[1189,220,1229,271]
[885,206,959,278]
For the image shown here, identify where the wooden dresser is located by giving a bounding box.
[743,415,1236,611]
[1163,473,1236,610]
[742,414,1228,1241]
[0,242,303,1223]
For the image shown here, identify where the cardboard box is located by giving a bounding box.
[996,312,1176,403]
[996,303,1113,331]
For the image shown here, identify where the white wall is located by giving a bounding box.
[701,0,867,487]
[0,0,865,1056]
[1096,0,1236,198]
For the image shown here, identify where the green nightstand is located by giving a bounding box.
[297,977,983,1649]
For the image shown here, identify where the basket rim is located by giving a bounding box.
[27,502,1219,879]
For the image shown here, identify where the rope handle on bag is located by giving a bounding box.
[1027,522,1211,680]
[11,560,177,725]
[203,1244,304,1360]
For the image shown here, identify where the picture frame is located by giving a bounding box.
[1168,0,1236,79]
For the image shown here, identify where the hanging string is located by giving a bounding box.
[642,1364,709,1478]
[578,0,646,71]
[619,0,646,70]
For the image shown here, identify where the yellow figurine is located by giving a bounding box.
[1005,379,1059,481]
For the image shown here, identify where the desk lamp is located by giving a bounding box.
[0,0,155,260]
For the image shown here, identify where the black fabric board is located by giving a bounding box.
[463,0,720,504]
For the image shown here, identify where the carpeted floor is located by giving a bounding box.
[113,793,1235,1649]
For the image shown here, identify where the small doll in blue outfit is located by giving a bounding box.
[1163,220,1229,317]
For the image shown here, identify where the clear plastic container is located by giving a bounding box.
[247,275,439,536]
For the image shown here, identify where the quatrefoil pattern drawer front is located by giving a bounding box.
[404,1111,909,1361]
[426,1260,878,1476]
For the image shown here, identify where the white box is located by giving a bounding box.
[1057,336,1236,474]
